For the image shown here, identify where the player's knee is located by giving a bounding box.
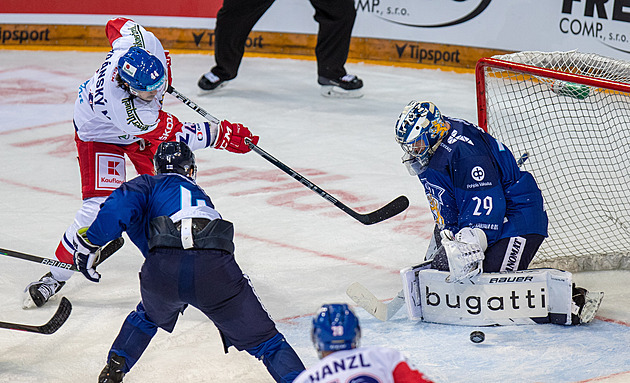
[247,333,305,383]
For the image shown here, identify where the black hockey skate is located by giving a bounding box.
[198,71,228,92]
[99,353,126,383]
[318,74,363,98]
[25,272,66,308]
[571,285,604,325]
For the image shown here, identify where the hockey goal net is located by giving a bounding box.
[476,50,630,272]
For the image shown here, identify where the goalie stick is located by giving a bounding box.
[0,297,72,334]
[347,260,432,321]
[166,86,410,225]
[346,282,405,321]
[0,237,124,271]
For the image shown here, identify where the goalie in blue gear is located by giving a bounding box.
[73,141,305,383]
[392,100,602,326]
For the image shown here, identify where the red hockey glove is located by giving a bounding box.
[213,120,259,153]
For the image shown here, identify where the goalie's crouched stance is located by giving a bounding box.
[400,227,604,326]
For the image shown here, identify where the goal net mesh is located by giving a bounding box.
[477,50,630,272]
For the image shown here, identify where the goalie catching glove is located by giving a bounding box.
[213,120,259,153]
[73,227,101,283]
[441,227,487,283]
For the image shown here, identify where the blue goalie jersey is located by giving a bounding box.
[419,117,548,246]
[86,173,220,256]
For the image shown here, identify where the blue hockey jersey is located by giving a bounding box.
[86,173,221,257]
[419,117,548,246]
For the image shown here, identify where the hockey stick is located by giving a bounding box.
[167,86,220,125]
[166,86,410,225]
[245,138,409,225]
[347,259,432,321]
[347,282,405,321]
[0,296,72,334]
[517,152,529,167]
[0,237,124,271]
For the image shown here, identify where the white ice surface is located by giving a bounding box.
[0,50,629,382]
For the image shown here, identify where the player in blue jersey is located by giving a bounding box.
[73,142,305,383]
[395,100,548,277]
[393,101,602,325]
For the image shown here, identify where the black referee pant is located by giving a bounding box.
[211,0,356,81]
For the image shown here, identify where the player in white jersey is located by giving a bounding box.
[294,304,434,383]
[24,17,259,308]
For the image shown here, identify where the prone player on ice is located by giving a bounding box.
[23,17,258,309]
[350,101,603,326]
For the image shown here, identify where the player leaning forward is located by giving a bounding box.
[73,142,305,382]
[24,18,258,308]
[393,101,603,326]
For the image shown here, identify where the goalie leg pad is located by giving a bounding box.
[400,262,432,321]
[410,268,574,326]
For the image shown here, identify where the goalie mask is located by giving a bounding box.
[311,304,360,359]
[154,141,197,179]
[395,101,450,169]
[118,46,166,93]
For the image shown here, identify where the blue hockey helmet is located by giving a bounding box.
[311,304,360,358]
[118,46,166,92]
[395,101,450,168]
[154,141,196,178]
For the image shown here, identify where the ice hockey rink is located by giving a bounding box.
[1,49,630,383]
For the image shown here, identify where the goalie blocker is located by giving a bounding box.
[401,266,603,326]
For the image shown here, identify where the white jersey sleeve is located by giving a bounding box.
[73,18,168,145]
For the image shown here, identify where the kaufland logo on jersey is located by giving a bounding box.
[96,153,125,190]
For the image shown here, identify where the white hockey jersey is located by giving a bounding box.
[73,18,167,145]
[293,346,433,383]
[72,18,212,151]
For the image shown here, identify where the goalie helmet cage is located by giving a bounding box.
[475,50,630,272]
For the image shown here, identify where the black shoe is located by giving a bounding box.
[198,71,227,92]
[99,353,126,383]
[26,272,65,308]
[318,74,363,98]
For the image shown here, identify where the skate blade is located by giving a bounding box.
[22,294,37,310]
[320,85,364,99]
[580,291,604,324]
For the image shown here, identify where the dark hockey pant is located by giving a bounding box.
[107,248,304,382]
[212,0,356,80]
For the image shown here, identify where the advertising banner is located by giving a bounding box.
[1,0,629,61]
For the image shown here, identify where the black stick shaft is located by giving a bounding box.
[167,86,409,224]
[0,237,123,271]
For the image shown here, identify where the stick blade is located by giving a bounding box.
[353,195,409,225]
[38,297,72,334]
[346,282,389,321]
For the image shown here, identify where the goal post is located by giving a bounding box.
[475,51,630,272]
